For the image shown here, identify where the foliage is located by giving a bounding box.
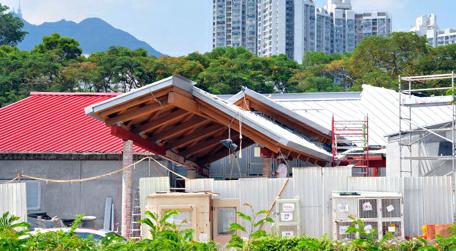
[2,31,456,107]
[32,33,82,62]
[0,4,27,46]
[0,211,216,251]
[0,211,455,250]
[227,203,274,251]
[0,212,30,250]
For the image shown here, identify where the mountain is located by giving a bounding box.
[18,17,161,57]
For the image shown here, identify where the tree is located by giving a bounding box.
[289,73,343,92]
[33,33,82,62]
[350,32,430,89]
[0,4,27,46]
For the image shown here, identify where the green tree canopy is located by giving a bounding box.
[0,4,27,46]
[32,33,82,62]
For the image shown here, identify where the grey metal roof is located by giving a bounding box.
[269,85,453,146]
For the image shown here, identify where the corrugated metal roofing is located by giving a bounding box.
[270,85,453,146]
[0,92,146,153]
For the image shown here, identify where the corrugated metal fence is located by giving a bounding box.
[185,167,454,237]
[0,183,27,222]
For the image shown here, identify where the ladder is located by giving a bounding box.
[130,188,142,239]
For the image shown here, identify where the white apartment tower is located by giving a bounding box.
[411,14,456,47]
[257,0,295,58]
[213,0,392,61]
[325,0,355,53]
[213,0,258,54]
[293,0,316,62]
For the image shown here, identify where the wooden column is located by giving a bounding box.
[121,140,133,238]
[262,157,272,177]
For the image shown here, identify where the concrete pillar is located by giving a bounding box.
[121,140,133,238]
[262,158,272,177]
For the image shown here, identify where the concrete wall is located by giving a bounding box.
[0,158,167,229]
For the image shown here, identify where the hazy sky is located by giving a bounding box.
[1,0,456,56]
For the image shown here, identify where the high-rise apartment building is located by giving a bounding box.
[355,12,392,45]
[213,0,391,61]
[294,0,316,62]
[212,0,258,54]
[257,0,295,58]
[411,14,456,47]
[315,8,333,55]
[324,0,355,53]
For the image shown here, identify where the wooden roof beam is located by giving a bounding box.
[196,138,255,165]
[183,130,237,159]
[170,124,225,150]
[106,97,169,126]
[111,126,166,155]
[197,103,281,153]
[134,109,188,134]
[168,91,200,114]
[154,116,210,142]
[97,87,172,119]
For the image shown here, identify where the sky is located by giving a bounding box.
[1,0,456,56]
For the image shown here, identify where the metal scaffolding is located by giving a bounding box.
[332,115,371,176]
[398,72,455,177]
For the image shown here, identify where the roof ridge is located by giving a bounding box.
[31,92,120,96]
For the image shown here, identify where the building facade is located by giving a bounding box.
[293,0,316,62]
[213,0,258,54]
[355,12,392,45]
[257,0,294,57]
[315,8,333,55]
[411,14,456,47]
[325,0,355,53]
[214,0,391,61]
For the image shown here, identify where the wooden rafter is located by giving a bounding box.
[170,124,225,150]
[183,130,237,158]
[134,109,188,134]
[106,97,169,126]
[197,101,281,153]
[154,116,210,142]
[196,137,255,166]
[97,87,172,119]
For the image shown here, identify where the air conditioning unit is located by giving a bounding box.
[331,191,404,240]
[273,198,301,237]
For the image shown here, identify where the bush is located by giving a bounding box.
[0,211,217,251]
[0,210,454,251]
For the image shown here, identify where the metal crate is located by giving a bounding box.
[332,191,404,240]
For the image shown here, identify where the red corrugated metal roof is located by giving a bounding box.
[0,92,147,153]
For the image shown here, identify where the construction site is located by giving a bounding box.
[0,73,455,244]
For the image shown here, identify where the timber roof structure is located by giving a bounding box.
[85,75,332,175]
